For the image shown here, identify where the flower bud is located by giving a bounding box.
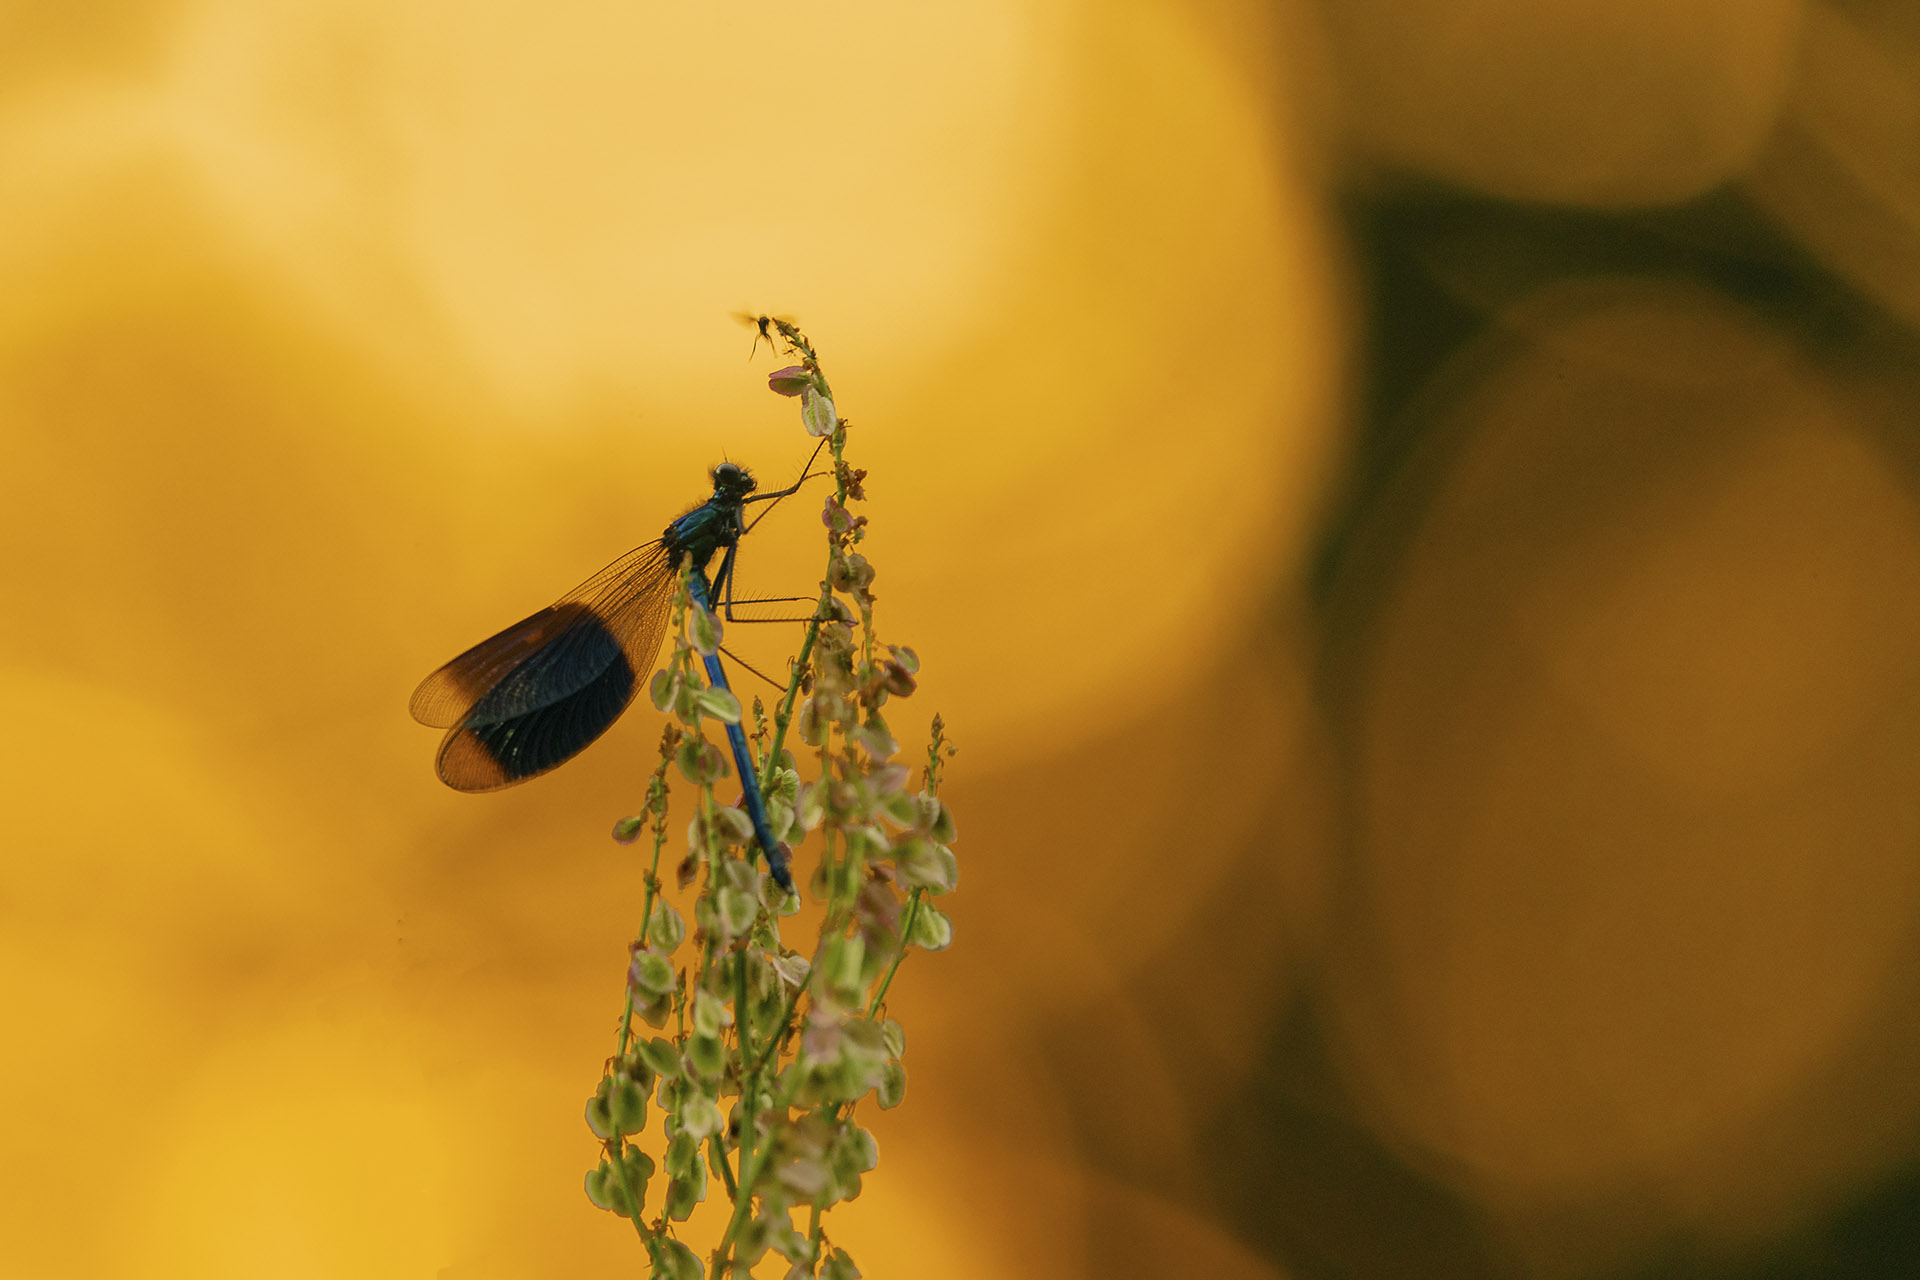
[909,903,954,950]
[585,1082,618,1140]
[696,685,742,724]
[878,1061,907,1109]
[628,948,675,997]
[688,601,721,655]
[665,1131,698,1178]
[692,988,732,1037]
[714,806,755,846]
[646,899,687,952]
[801,385,837,437]
[687,1032,726,1080]
[665,1173,702,1221]
[659,1238,703,1280]
[610,1076,647,1134]
[767,365,811,396]
[640,1037,681,1079]
[717,887,757,938]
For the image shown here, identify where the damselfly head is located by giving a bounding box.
[710,461,757,500]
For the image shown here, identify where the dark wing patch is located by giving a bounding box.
[433,620,638,791]
[411,541,683,790]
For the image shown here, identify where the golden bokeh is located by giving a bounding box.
[1322,279,1920,1273]
[7,1,1920,1277]
[1319,0,1805,204]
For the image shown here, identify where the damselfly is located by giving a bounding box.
[410,451,822,891]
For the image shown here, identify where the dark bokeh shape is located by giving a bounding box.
[1310,181,1886,611]
[1197,997,1524,1280]
[1030,889,1520,1280]
[1293,172,1920,1280]
[1628,1159,1920,1280]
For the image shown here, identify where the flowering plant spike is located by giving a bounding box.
[589,320,960,1279]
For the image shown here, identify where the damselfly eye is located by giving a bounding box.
[711,463,756,497]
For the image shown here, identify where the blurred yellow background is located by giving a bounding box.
[5,1,1920,1277]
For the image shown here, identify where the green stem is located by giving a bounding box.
[622,583,693,1061]
[693,672,723,1002]
[759,428,852,798]
[608,1138,657,1249]
[711,1133,737,1201]
[807,1197,826,1268]
[618,769,673,1060]
[715,1066,803,1265]
[694,820,719,1000]
[733,945,758,1070]
[730,950,758,1241]
[867,888,924,1019]
[760,615,820,794]
[750,981,805,1078]
[800,868,924,1245]
[858,597,875,675]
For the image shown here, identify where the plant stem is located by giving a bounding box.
[759,427,851,798]
[711,1134,737,1201]
[867,888,924,1019]
[609,1138,657,1249]
[750,982,805,1078]
[714,1067,803,1268]
[759,616,821,796]
[618,770,673,1061]
[808,1198,826,1267]
[720,948,759,1266]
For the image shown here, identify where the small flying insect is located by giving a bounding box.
[733,311,797,361]
[410,446,824,890]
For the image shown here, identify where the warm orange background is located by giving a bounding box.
[6,2,1920,1277]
